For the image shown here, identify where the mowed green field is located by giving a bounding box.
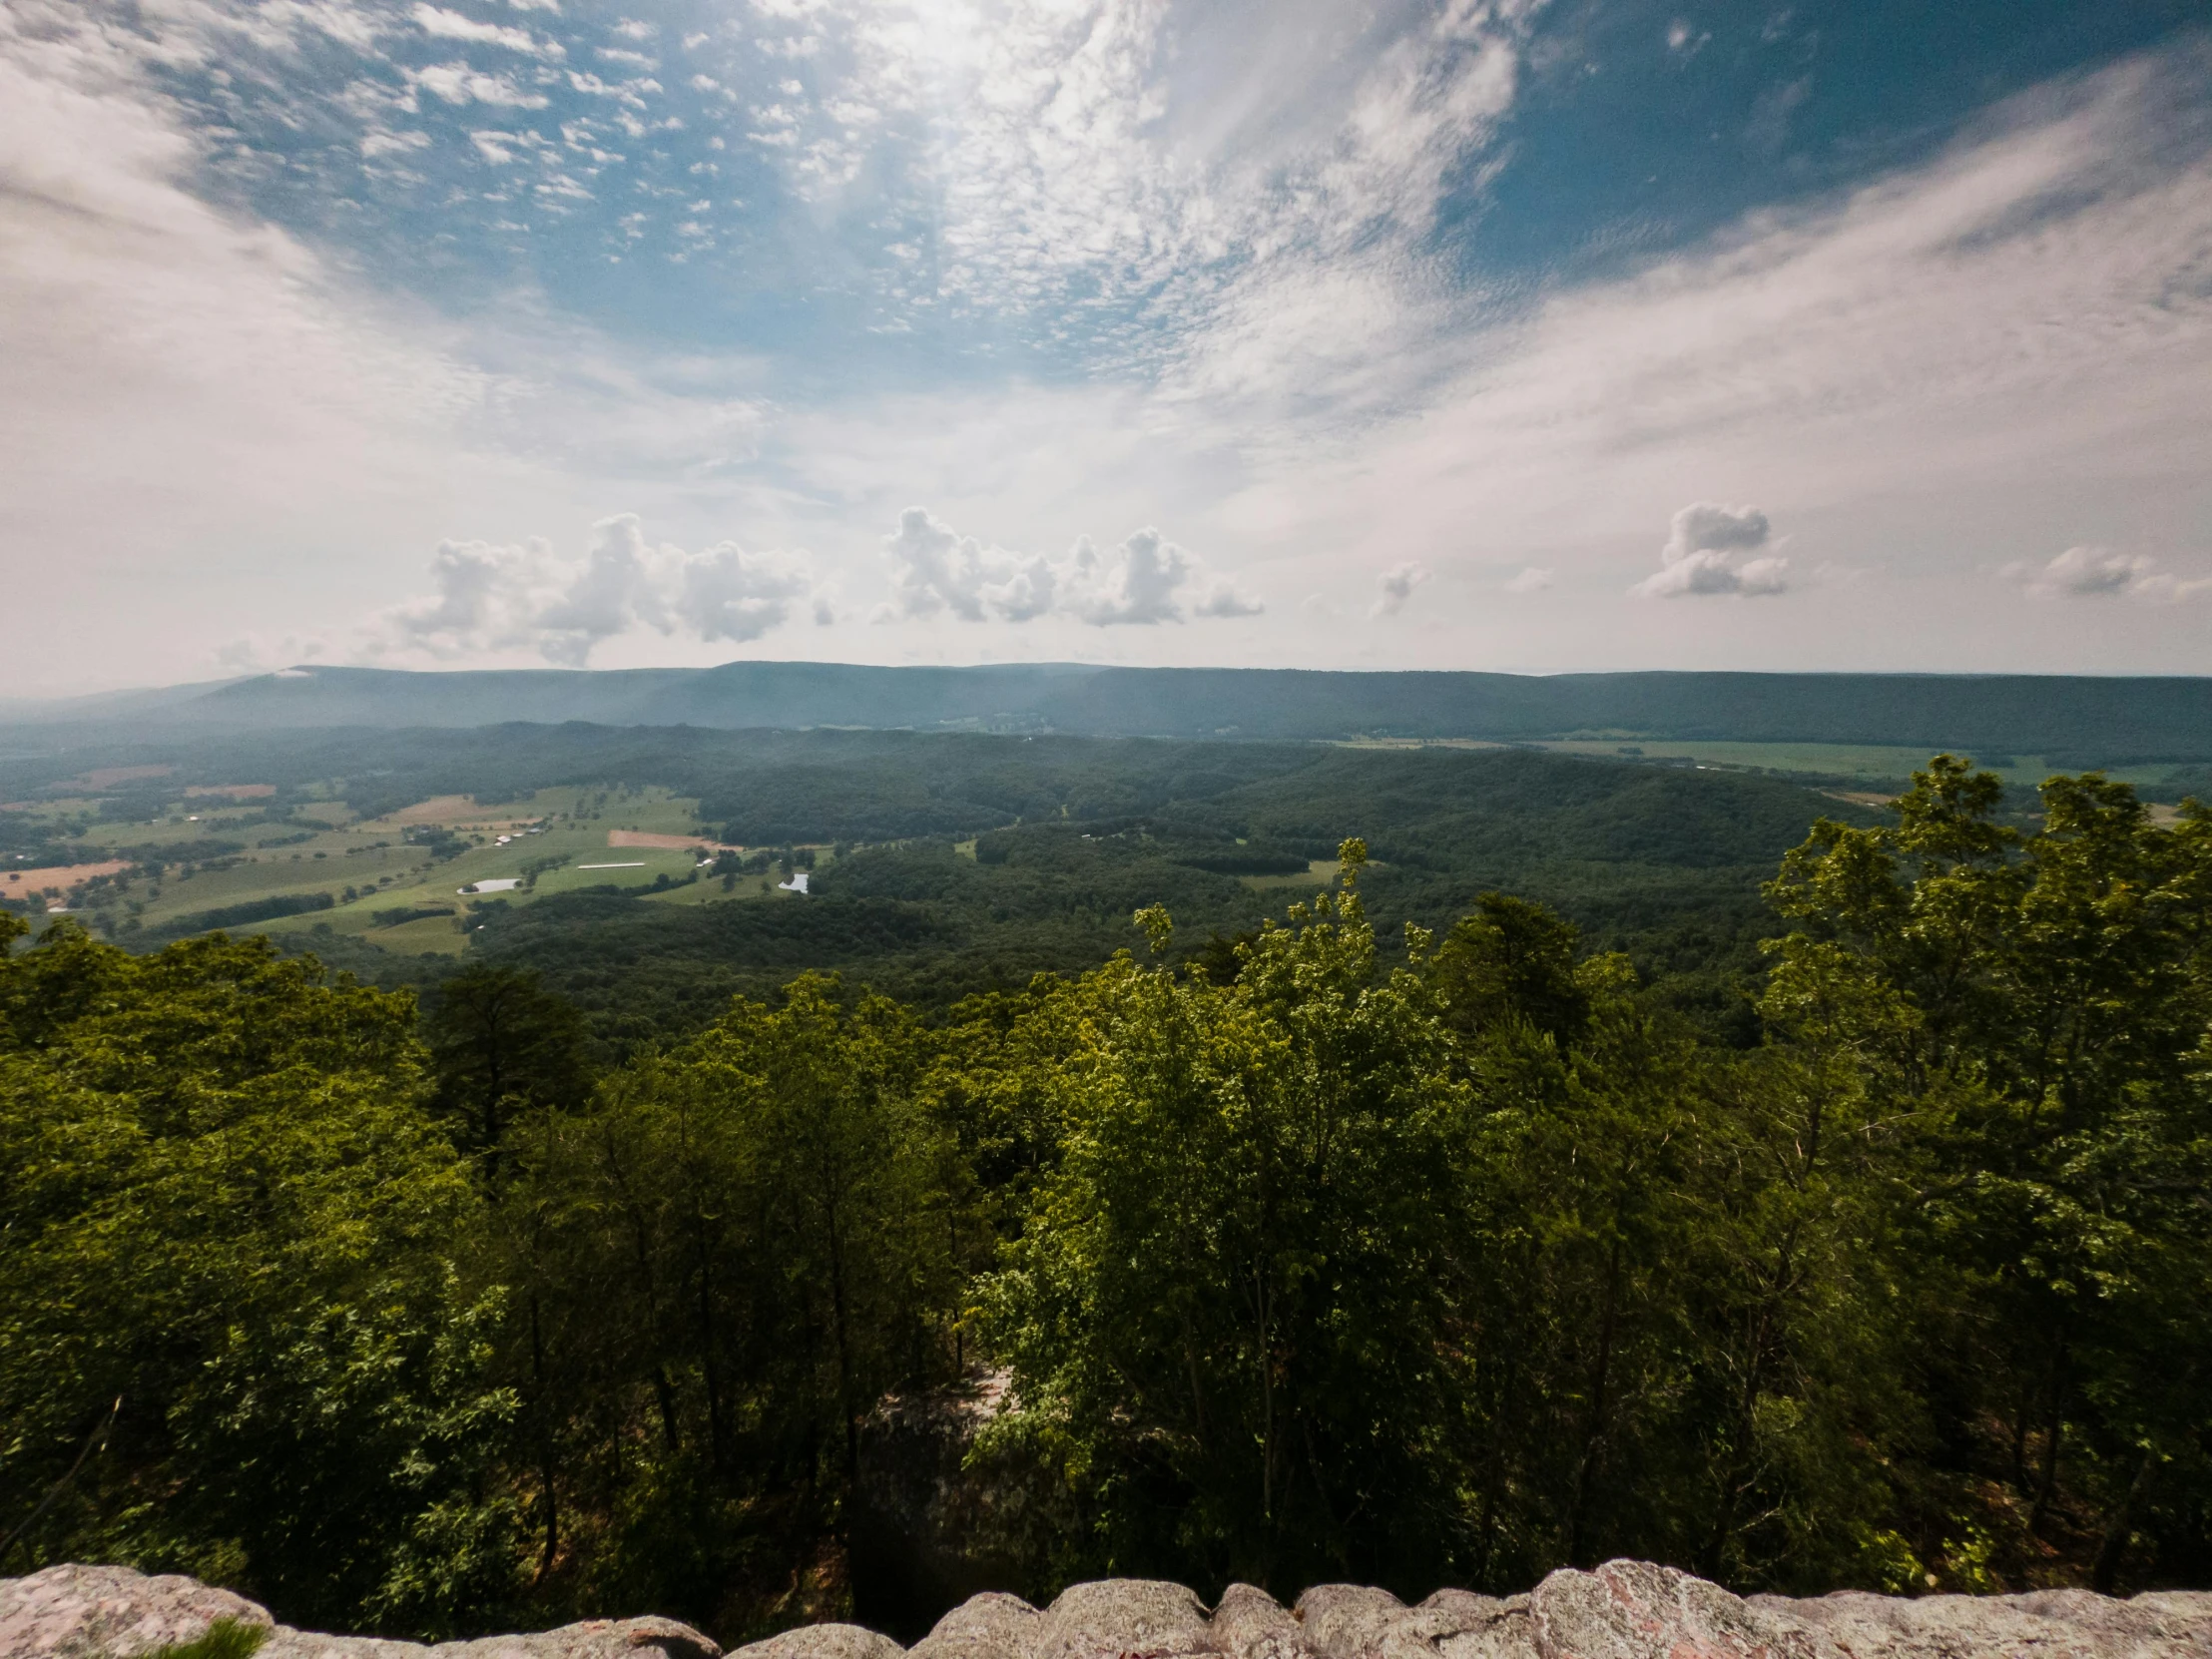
[16,785,830,954]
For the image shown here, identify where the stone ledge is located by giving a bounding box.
[7,1559,2208,1659]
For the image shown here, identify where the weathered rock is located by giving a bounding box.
[1527,1560,1813,1659]
[728,1623,904,1659]
[269,1615,722,1659]
[0,1563,273,1659]
[1412,1591,1533,1659]
[1209,1585,1312,1659]
[1296,1586,1408,1659]
[852,1373,1083,1644]
[11,1560,2212,1659]
[1293,1585,1534,1659]
[1031,1580,1215,1659]
[1748,1584,2212,1659]
[906,1592,1041,1659]
[0,1565,721,1659]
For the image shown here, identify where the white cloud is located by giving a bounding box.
[1371,561,1427,617]
[1504,566,1554,593]
[1633,503,1788,598]
[411,4,563,59]
[733,0,1533,411]
[1635,549,1791,599]
[0,0,539,692]
[2008,546,2212,602]
[410,63,550,107]
[6,5,2212,691]
[1220,46,2212,641]
[377,514,823,666]
[361,127,431,156]
[1661,502,1771,564]
[878,509,1258,627]
[1191,576,1266,620]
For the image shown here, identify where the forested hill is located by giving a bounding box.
[6,762,2209,1644]
[10,663,2212,766]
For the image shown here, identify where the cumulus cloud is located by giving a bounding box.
[1371,562,1427,617]
[378,514,822,666]
[1504,567,1554,594]
[878,509,1260,627]
[1634,502,1789,598]
[2007,546,2212,602]
[1661,503,1771,564]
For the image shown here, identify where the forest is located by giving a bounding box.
[2,757,2208,1648]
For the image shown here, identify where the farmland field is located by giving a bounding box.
[7,718,2196,1052]
[0,782,829,956]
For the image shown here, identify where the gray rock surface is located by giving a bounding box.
[1293,1585,1532,1659]
[0,1563,273,1659]
[904,1593,1040,1659]
[1748,1583,2212,1659]
[1295,1588,1407,1659]
[727,1624,903,1659]
[1412,1590,1531,1659]
[0,1565,720,1659]
[10,1558,2211,1659]
[1210,1585,1312,1659]
[1528,1561,1811,1659]
[1030,1580,1215,1659]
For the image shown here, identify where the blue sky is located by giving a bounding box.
[3,0,2208,692]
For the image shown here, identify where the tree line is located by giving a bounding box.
[2,759,2206,1645]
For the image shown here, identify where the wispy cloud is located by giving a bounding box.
[411,5,564,60]
[2007,546,2212,602]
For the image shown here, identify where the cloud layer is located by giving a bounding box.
[2,5,2211,690]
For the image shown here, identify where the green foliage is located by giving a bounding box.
[982,844,1482,1590]
[3,756,2207,1641]
[0,926,520,1636]
[1761,758,2212,1591]
[149,1618,270,1659]
[423,965,594,1167]
[488,974,965,1634]
[140,891,333,941]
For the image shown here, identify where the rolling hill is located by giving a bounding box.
[6,662,2211,766]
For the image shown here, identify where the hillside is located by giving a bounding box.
[2,728,1875,1044]
[7,663,2212,767]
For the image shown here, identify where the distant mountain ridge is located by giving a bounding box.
[7,662,2211,764]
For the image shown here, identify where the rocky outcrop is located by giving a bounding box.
[734,1564,2212,1659]
[7,1559,2208,1659]
[850,1374,1072,1643]
[0,1563,720,1659]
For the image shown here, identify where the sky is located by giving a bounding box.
[3,0,2209,695]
